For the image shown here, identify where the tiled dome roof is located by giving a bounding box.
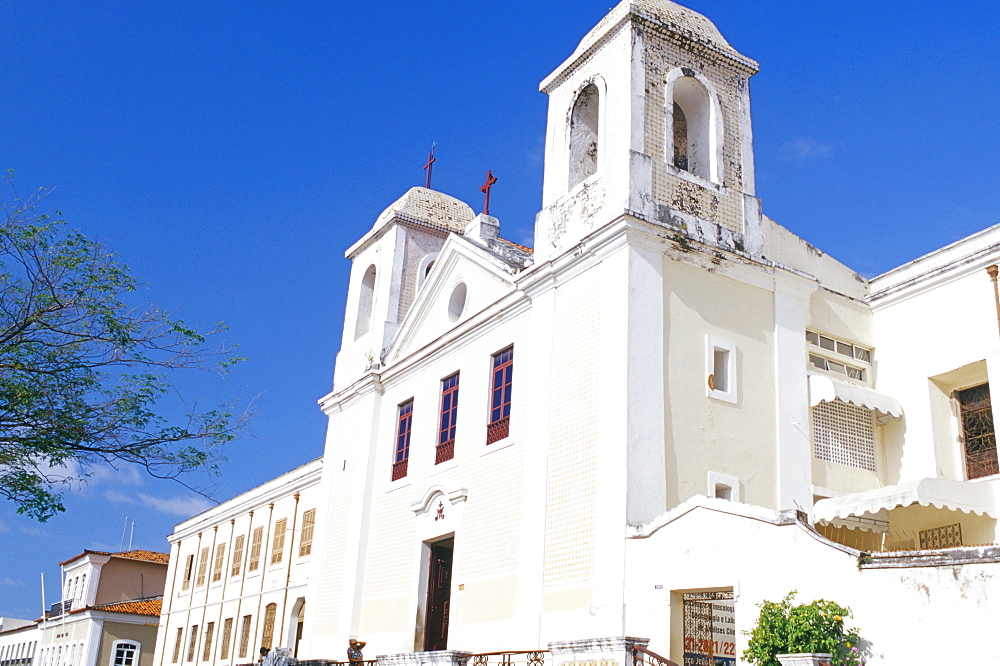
[371,187,474,235]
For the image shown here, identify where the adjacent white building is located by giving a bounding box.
[0,620,39,666]
[152,459,322,666]
[156,1,1000,664]
[34,550,167,666]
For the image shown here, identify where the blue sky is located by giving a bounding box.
[1,1,998,620]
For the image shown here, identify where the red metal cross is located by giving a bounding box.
[422,143,437,189]
[480,170,498,215]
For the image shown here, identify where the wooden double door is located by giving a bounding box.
[423,539,453,651]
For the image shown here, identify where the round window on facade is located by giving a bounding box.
[448,282,467,322]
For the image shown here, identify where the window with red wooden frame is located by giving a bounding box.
[392,399,413,481]
[436,373,460,464]
[487,346,513,444]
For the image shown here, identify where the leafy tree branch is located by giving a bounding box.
[0,174,251,520]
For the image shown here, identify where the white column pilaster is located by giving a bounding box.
[773,274,817,514]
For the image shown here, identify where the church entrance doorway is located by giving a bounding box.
[423,537,453,651]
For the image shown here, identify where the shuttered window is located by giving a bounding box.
[219,618,233,660]
[186,626,198,662]
[249,527,263,571]
[172,629,183,663]
[299,510,316,557]
[181,555,194,591]
[195,549,209,587]
[201,623,214,661]
[212,544,226,582]
[231,535,245,577]
[270,519,287,565]
[261,604,277,649]
[238,616,252,659]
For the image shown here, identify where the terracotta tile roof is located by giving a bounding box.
[497,237,534,254]
[112,549,170,564]
[60,549,169,566]
[90,598,162,617]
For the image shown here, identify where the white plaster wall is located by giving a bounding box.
[773,275,815,513]
[343,305,540,654]
[871,237,1000,483]
[762,218,868,301]
[624,499,1000,665]
[311,385,382,657]
[807,291,873,349]
[539,252,622,642]
[659,257,778,510]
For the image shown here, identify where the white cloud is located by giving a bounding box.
[104,489,137,505]
[46,459,146,495]
[18,525,48,537]
[0,520,10,533]
[80,462,144,488]
[778,137,835,162]
[0,576,24,586]
[137,493,214,518]
[527,133,545,165]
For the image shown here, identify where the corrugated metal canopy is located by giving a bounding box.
[808,372,903,420]
[814,478,997,527]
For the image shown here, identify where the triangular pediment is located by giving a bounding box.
[387,234,520,364]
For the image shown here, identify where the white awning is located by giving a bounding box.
[808,372,903,420]
[814,478,997,527]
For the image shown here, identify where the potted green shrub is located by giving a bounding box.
[743,592,866,666]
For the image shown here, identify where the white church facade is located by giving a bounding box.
[155,2,1000,665]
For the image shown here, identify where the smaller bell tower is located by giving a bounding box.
[534,0,762,262]
[333,188,474,390]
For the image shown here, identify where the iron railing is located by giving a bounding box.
[633,645,679,666]
[472,650,548,666]
[290,647,690,666]
[435,439,455,464]
[485,417,510,445]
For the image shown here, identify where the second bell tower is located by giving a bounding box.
[534,0,762,262]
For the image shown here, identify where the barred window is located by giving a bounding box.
[238,616,252,659]
[261,604,277,650]
[219,618,233,661]
[249,527,263,571]
[172,629,183,664]
[195,548,209,587]
[812,399,876,471]
[231,535,245,577]
[201,623,214,661]
[270,518,287,565]
[212,544,226,582]
[299,509,316,557]
[958,384,998,479]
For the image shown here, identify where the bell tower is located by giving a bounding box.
[333,187,474,390]
[534,0,762,262]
